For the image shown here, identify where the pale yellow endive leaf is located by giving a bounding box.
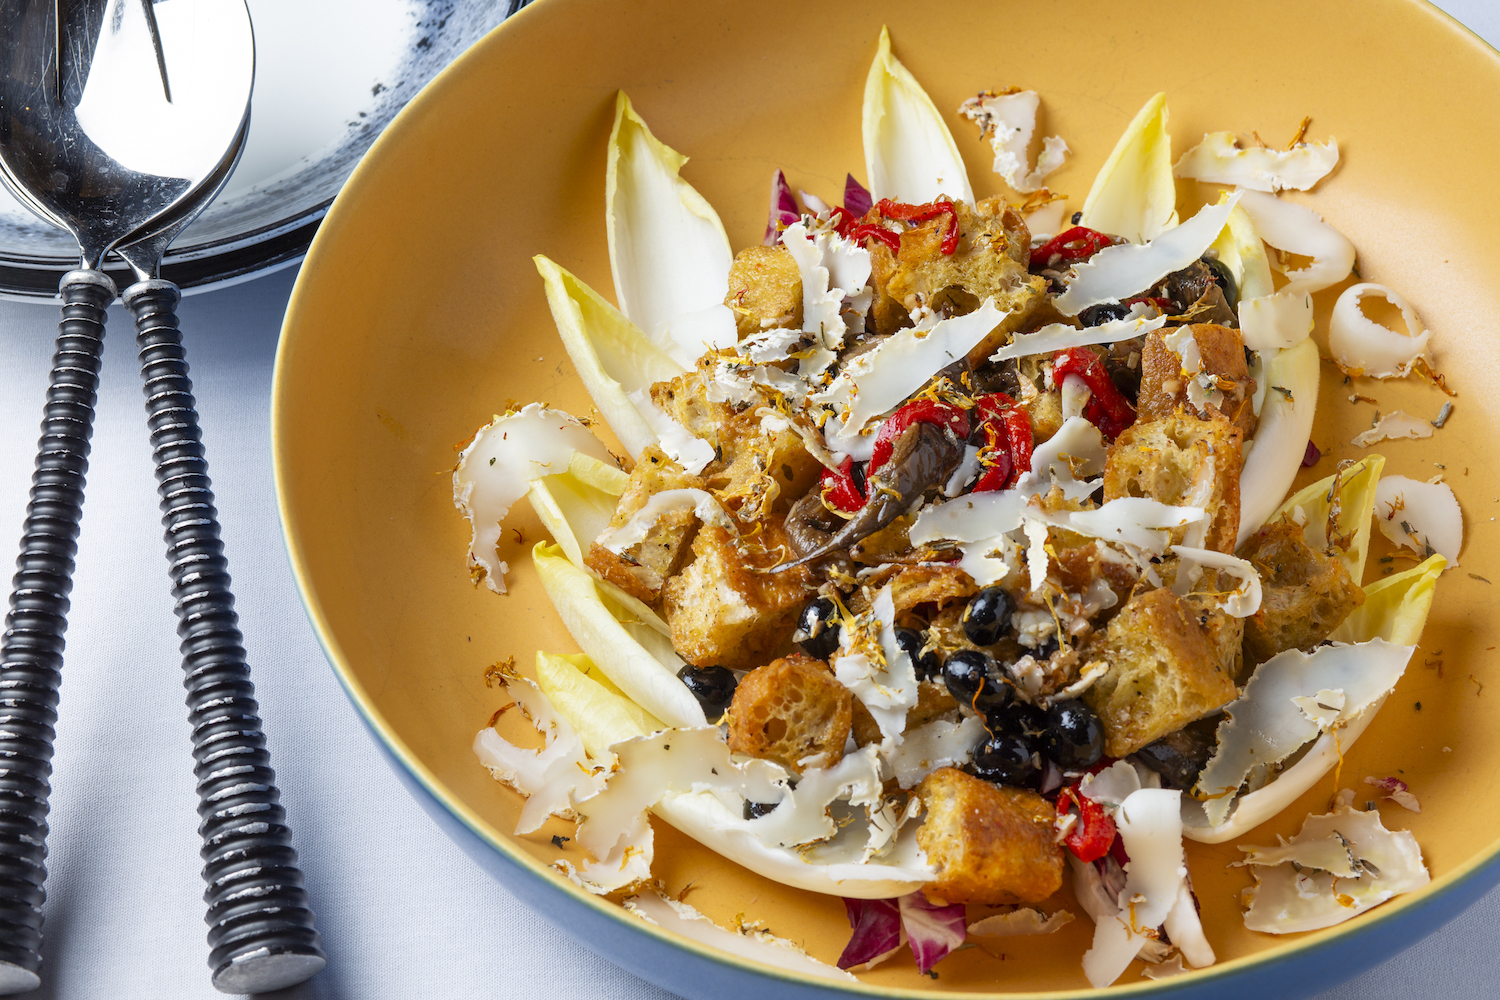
[1272,454,1385,584]
[1235,337,1320,549]
[533,651,662,760]
[861,26,972,204]
[1078,92,1177,243]
[1209,191,1275,301]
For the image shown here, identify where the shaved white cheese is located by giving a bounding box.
[910,488,1027,545]
[992,303,1166,361]
[968,908,1074,937]
[943,445,983,496]
[595,489,734,554]
[1352,411,1434,448]
[1053,196,1241,316]
[957,533,1023,588]
[1024,416,1108,501]
[1328,282,1431,378]
[1142,954,1189,980]
[957,89,1070,193]
[1163,881,1215,969]
[1239,801,1429,933]
[1169,546,1262,617]
[1236,338,1320,548]
[626,389,716,474]
[535,256,685,459]
[1194,639,1415,825]
[739,327,803,364]
[833,586,920,743]
[781,222,873,345]
[1239,290,1313,353]
[1236,835,1360,877]
[821,298,1009,434]
[605,93,735,367]
[473,674,603,834]
[1079,760,1145,810]
[1293,688,1347,729]
[1023,518,1049,593]
[625,892,857,981]
[1060,374,1091,420]
[1374,475,1462,564]
[1234,190,1354,295]
[862,27,972,204]
[453,404,613,593]
[1030,497,1205,554]
[1079,92,1177,244]
[886,715,986,789]
[1174,132,1339,192]
[1024,200,1069,240]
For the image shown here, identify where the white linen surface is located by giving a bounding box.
[0,3,1495,996]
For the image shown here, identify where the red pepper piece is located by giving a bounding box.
[1057,785,1117,864]
[1052,347,1136,440]
[850,222,902,254]
[829,205,859,239]
[821,456,866,514]
[970,393,1033,493]
[875,197,961,255]
[868,399,970,478]
[1029,226,1116,270]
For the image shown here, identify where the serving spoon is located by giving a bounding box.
[0,0,323,992]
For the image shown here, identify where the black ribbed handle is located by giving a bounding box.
[0,269,113,994]
[123,279,325,995]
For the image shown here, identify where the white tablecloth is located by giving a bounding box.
[0,3,1495,996]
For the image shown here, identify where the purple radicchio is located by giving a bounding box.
[837,897,903,971]
[843,173,873,218]
[898,892,967,974]
[763,169,800,244]
[837,893,967,974]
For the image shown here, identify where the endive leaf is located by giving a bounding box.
[861,27,972,204]
[1183,555,1442,844]
[533,542,705,728]
[535,254,684,459]
[528,468,619,571]
[1209,192,1275,301]
[606,92,736,367]
[533,651,663,760]
[1235,338,1320,549]
[1271,454,1385,583]
[1078,92,1177,243]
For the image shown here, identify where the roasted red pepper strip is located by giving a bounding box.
[850,222,901,254]
[1052,347,1136,440]
[1057,785,1117,864]
[829,205,859,239]
[868,399,970,478]
[875,197,960,255]
[821,456,866,514]
[1028,226,1115,270]
[970,393,1033,492]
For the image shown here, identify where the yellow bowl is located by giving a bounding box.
[274,0,1500,994]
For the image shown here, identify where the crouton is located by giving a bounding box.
[915,768,1063,905]
[662,521,814,670]
[1082,587,1239,757]
[1137,324,1257,440]
[866,198,1046,355]
[851,680,958,747]
[725,244,802,338]
[586,446,707,603]
[726,653,851,771]
[1103,413,1244,553]
[1238,518,1365,664]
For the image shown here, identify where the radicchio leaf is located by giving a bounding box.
[897,892,966,974]
[844,173,873,217]
[837,897,903,971]
[763,169,800,245]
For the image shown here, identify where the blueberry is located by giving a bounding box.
[986,699,1047,738]
[970,732,1043,790]
[1079,302,1131,327]
[1042,699,1104,770]
[962,587,1015,646]
[679,665,737,718]
[895,627,940,680]
[1030,633,1061,661]
[943,650,1011,712]
[794,597,841,659]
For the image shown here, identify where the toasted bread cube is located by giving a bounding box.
[1138,324,1257,439]
[851,679,958,747]
[1103,413,1244,553]
[1238,518,1365,664]
[586,446,706,604]
[1082,587,1239,757]
[726,653,851,771]
[663,522,813,670]
[725,244,802,338]
[915,768,1063,905]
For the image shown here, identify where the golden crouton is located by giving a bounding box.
[1137,324,1257,440]
[586,446,706,603]
[725,244,802,338]
[662,522,814,670]
[726,653,851,771]
[851,680,958,747]
[915,768,1063,905]
[889,564,978,619]
[866,198,1046,355]
[1103,413,1244,553]
[1082,587,1239,757]
[1238,518,1365,664]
